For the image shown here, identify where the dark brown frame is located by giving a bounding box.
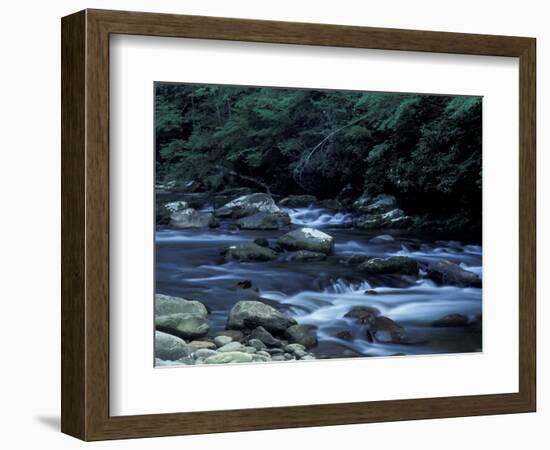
[61,9,536,441]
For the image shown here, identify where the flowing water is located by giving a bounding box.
[156,205,482,359]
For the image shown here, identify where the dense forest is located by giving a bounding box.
[155,83,482,238]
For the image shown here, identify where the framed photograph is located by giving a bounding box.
[61,9,536,440]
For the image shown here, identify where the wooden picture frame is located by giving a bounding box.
[61,9,536,441]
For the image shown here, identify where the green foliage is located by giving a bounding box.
[155,83,481,228]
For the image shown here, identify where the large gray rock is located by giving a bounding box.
[354,193,397,214]
[217,341,245,352]
[227,300,296,334]
[427,260,482,287]
[204,351,254,364]
[214,193,280,218]
[222,243,278,262]
[237,211,291,230]
[250,326,282,347]
[277,227,334,254]
[155,294,208,318]
[155,313,209,340]
[285,324,318,348]
[156,200,189,224]
[170,208,217,229]
[154,331,194,361]
[358,256,419,276]
[279,194,317,208]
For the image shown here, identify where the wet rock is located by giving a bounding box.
[285,324,318,348]
[353,208,409,230]
[237,280,253,289]
[214,193,280,218]
[237,211,291,230]
[369,234,395,243]
[204,351,253,364]
[217,341,245,352]
[284,343,307,358]
[215,330,244,341]
[228,301,296,334]
[338,254,371,267]
[266,347,284,355]
[248,338,267,350]
[344,306,380,325]
[155,294,209,318]
[367,316,407,344]
[272,355,286,362]
[155,313,209,340]
[250,326,282,347]
[426,260,482,287]
[279,194,317,208]
[361,193,397,214]
[222,243,278,262]
[192,348,218,359]
[189,340,216,350]
[358,256,419,276]
[352,194,373,212]
[170,208,217,229]
[254,237,269,247]
[214,335,233,348]
[286,250,327,262]
[154,331,194,361]
[156,200,189,224]
[339,254,372,267]
[432,313,469,327]
[277,227,334,254]
[334,330,353,340]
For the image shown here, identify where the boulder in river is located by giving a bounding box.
[338,253,371,267]
[353,193,397,213]
[344,306,380,325]
[279,194,317,208]
[353,208,410,230]
[334,330,353,340]
[285,324,318,348]
[286,250,327,262]
[214,193,280,218]
[222,243,278,262]
[155,313,209,340]
[155,294,209,318]
[277,227,334,254]
[170,208,217,229]
[237,211,291,230]
[427,260,482,287]
[367,316,407,344]
[156,200,189,224]
[432,313,470,327]
[227,300,296,334]
[155,331,194,361]
[358,256,419,276]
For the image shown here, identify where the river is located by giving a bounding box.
[155,204,482,359]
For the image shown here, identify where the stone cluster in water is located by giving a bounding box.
[155,191,482,366]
